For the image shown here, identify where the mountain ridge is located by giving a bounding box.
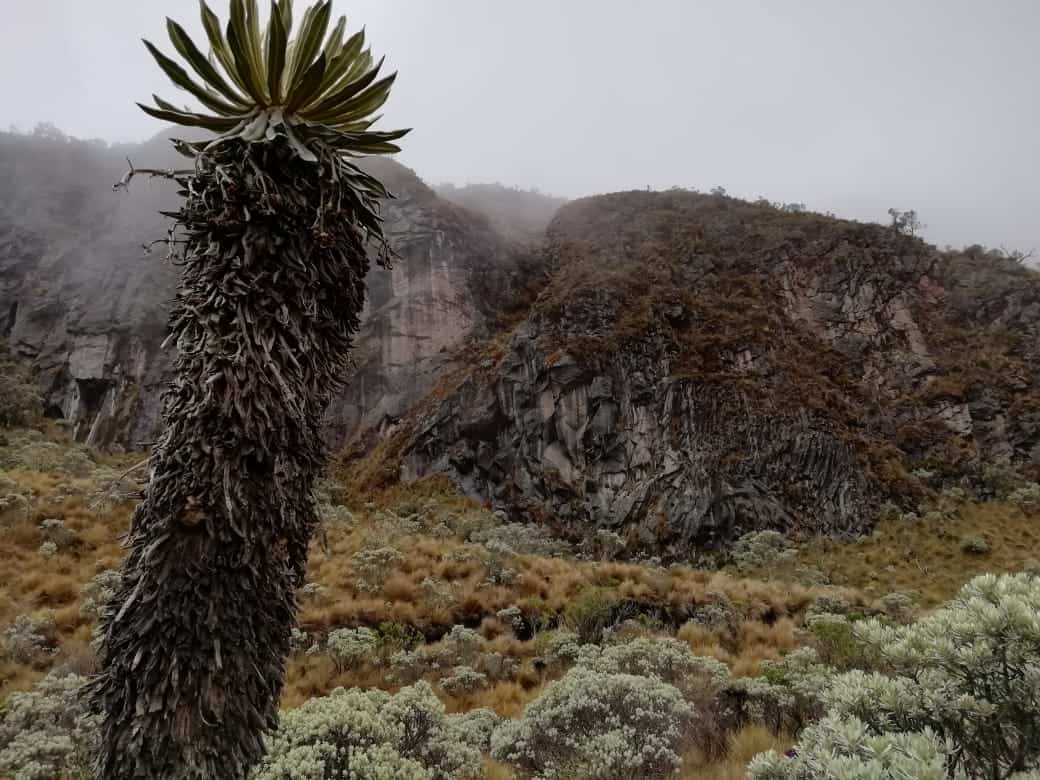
[396,189,1040,552]
[2,130,1038,552]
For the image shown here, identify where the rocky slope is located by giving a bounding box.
[4,132,1038,552]
[0,131,527,449]
[399,191,1040,553]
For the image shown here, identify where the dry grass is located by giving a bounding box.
[0,445,843,710]
[2,427,1031,778]
[798,500,1039,606]
[0,459,135,699]
[681,724,792,779]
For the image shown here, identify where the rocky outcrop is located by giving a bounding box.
[0,132,178,448]
[322,159,530,444]
[0,131,526,449]
[5,133,1038,553]
[401,191,1040,553]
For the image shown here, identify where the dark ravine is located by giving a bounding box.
[3,132,1039,552]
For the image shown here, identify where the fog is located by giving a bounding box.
[3,0,1038,252]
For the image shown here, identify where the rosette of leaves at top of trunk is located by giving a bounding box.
[143,0,409,260]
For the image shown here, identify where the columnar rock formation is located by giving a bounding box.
[400,192,1040,550]
[3,131,1038,551]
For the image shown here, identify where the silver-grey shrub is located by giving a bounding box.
[253,682,481,780]
[0,672,97,780]
[758,573,1040,779]
[490,666,696,779]
[748,714,954,780]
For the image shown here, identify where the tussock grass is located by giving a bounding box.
[798,501,1039,606]
[4,427,1034,777]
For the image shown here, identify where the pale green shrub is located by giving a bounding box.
[0,362,43,429]
[289,627,313,655]
[496,605,524,632]
[378,682,482,779]
[982,464,1027,499]
[351,546,404,593]
[562,588,620,644]
[911,468,937,485]
[253,682,481,780]
[0,491,29,527]
[40,518,76,549]
[686,592,741,638]
[389,626,482,683]
[959,534,990,555]
[440,666,487,695]
[447,708,500,753]
[0,430,94,476]
[490,667,696,779]
[757,647,830,731]
[0,672,97,779]
[319,502,354,527]
[747,714,955,779]
[2,613,54,662]
[577,636,729,696]
[477,651,518,681]
[1009,483,1040,514]
[441,626,481,666]
[877,501,901,523]
[877,591,916,624]
[535,629,582,669]
[936,486,968,518]
[576,636,736,759]
[325,627,378,672]
[804,613,873,669]
[373,622,424,660]
[921,510,946,525]
[804,592,853,619]
[419,577,454,610]
[793,565,830,586]
[775,574,1040,779]
[481,539,518,585]
[732,530,797,574]
[299,581,327,600]
[470,522,573,558]
[79,568,120,620]
[389,649,428,684]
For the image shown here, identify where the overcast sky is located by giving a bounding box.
[3,0,1038,252]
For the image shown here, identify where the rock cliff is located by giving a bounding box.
[0,131,527,449]
[399,191,1040,552]
[4,132,1038,553]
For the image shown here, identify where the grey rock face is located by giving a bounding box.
[401,191,1040,552]
[5,136,1038,553]
[403,325,874,553]
[0,132,523,449]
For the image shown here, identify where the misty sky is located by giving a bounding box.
[3,0,1038,253]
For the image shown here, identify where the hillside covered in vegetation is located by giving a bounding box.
[0,410,1038,777]
[2,127,1040,778]
[401,189,1040,554]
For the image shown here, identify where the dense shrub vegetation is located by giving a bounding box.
[0,425,1038,777]
[753,572,1040,778]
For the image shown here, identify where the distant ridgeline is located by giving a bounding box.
[434,181,568,244]
[1,128,1038,550]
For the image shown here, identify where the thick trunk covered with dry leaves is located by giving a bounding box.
[90,137,381,778]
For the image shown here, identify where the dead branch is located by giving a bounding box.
[113,158,194,191]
